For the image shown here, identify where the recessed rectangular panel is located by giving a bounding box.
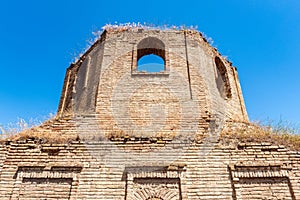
[11,166,81,199]
[19,178,72,200]
[235,178,293,199]
[229,165,295,199]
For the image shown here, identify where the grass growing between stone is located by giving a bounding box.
[1,117,300,151]
[0,115,78,144]
[221,121,300,151]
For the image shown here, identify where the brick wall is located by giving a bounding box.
[0,28,298,199]
[0,139,299,199]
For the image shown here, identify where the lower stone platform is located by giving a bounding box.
[0,139,299,199]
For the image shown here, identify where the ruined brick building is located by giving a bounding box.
[0,26,299,199]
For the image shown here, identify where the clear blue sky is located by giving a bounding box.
[0,0,299,128]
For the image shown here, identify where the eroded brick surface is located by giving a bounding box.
[0,28,299,199]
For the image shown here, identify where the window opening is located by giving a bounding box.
[215,56,231,99]
[137,54,165,72]
[136,37,166,73]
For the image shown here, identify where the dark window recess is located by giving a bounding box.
[215,57,232,99]
[137,37,166,73]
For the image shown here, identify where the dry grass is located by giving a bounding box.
[221,121,300,151]
[1,118,78,144]
[5,129,78,144]
[1,116,299,149]
[100,22,198,33]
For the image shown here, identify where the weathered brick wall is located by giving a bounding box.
[58,29,248,123]
[0,139,299,199]
[1,28,298,199]
[55,29,249,144]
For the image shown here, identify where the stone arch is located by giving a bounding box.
[137,37,166,72]
[214,56,232,99]
[131,184,179,200]
[137,37,166,60]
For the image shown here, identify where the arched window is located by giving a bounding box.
[136,37,166,73]
[137,54,164,72]
[215,56,232,99]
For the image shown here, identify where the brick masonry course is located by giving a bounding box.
[0,27,299,199]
